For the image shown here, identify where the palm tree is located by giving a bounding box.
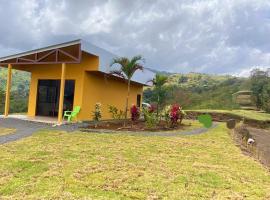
[148,74,168,117]
[110,55,144,122]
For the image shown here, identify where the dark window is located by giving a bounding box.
[36,80,75,117]
[137,94,141,107]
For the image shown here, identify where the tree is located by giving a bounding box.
[110,55,144,122]
[148,74,168,117]
[250,68,270,110]
[261,82,270,112]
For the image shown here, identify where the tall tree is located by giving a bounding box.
[148,74,168,117]
[110,55,144,122]
[250,68,269,109]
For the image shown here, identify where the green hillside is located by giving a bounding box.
[0,68,30,114]
[144,72,251,110]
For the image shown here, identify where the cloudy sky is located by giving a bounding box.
[0,0,270,76]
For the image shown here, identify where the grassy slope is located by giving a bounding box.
[0,124,269,199]
[187,109,270,121]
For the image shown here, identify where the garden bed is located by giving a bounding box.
[86,119,198,132]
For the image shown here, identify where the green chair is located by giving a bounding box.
[63,106,81,122]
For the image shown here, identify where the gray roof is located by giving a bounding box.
[0,39,155,85]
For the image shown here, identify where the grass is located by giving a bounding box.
[187,109,270,121]
[0,124,270,199]
[0,128,15,136]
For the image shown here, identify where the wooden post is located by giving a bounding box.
[4,64,12,117]
[58,63,66,124]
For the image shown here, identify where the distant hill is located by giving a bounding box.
[0,68,30,114]
[143,71,251,110]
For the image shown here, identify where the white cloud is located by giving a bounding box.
[0,0,270,76]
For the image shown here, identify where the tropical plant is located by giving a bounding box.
[161,104,186,127]
[170,104,181,127]
[92,103,102,128]
[142,107,158,129]
[162,105,171,127]
[110,55,144,124]
[108,105,124,120]
[147,74,168,117]
[130,104,140,122]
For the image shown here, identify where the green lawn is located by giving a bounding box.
[187,109,270,121]
[0,124,270,199]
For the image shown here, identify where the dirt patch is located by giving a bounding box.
[186,111,270,128]
[87,120,192,132]
[232,125,270,169]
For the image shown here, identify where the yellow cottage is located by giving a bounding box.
[0,39,154,124]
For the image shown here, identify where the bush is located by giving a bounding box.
[162,104,186,127]
[130,104,140,122]
[162,105,171,127]
[108,105,125,120]
[143,106,158,129]
[92,103,102,127]
[170,104,181,126]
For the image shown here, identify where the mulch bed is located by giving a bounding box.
[87,120,191,132]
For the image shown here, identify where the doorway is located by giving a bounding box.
[36,80,75,117]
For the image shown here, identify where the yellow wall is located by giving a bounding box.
[12,52,143,121]
[81,72,143,120]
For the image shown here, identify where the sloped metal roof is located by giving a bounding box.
[0,39,155,85]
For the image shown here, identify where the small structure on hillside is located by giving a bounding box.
[232,90,256,110]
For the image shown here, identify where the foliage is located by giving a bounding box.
[261,82,270,113]
[161,105,171,127]
[92,103,102,127]
[170,104,182,126]
[148,104,156,114]
[144,72,247,110]
[0,68,30,114]
[130,104,140,122]
[147,74,168,116]
[110,55,144,121]
[250,68,270,112]
[108,105,125,120]
[162,104,186,127]
[142,107,158,128]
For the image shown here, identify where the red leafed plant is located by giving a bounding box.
[169,104,182,126]
[130,104,140,121]
[148,104,156,113]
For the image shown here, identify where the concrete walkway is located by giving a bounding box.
[0,118,217,144]
[0,118,83,144]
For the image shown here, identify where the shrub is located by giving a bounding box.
[92,103,102,127]
[162,104,186,127]
[148,104,157,113]
[130,104,140,122]
[108,105,125,120]
[170,104,181,126]
[142,107,158,129]
[162,105,171,127]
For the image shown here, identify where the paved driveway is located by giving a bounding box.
[0,118,82,144]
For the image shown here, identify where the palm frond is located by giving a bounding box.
[110,57,129,67]
[109,70,126,79]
